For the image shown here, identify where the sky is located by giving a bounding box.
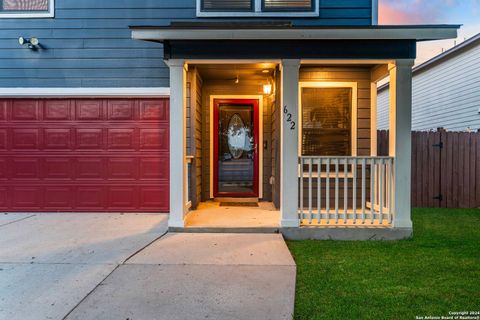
[379,0,480,64]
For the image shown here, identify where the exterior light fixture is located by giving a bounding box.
[18,36,40,49]
[263,83,272,95]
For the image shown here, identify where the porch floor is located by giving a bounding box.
[185,201,280,229]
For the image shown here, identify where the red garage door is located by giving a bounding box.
[0,98,169,212]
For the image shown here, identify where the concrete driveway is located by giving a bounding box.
[0,214,296,320]
[0,212,168,320]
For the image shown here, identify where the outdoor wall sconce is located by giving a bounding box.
[263,83,272,95]
[19,37,40,50]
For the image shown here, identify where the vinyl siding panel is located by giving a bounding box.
[0,0,372,88]
[377,42,480,131]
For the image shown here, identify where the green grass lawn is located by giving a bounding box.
[287,208,480,320]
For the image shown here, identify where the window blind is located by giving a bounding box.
[301,87,352,156]
[202,0,252,11]
[263,0,312,10]
[1,0,48,11]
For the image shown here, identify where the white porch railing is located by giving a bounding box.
[185,156,194,210]
[299,156,394,226]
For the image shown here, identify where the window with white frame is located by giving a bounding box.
[299,82,358,157]
[0,0,54,18]
[198,0,317,16]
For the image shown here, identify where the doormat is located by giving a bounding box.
[220,202,259,207]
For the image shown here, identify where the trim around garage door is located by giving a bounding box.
[0,88,170,98]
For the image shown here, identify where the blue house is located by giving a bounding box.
[0,0,459,239]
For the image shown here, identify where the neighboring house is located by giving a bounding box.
[377,33,480,131]
[0,0,459,239]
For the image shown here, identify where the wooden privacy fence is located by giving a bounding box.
[377,129,480,208]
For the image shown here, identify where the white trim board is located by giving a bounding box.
[0,0,54,18]
[0,87,170,98]
[298,81,358,156]
[209,95,264,199]
[132,27,458,42]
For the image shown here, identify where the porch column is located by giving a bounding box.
[167,59,187,228]
[389,59,414,229]
[280,59,300,227]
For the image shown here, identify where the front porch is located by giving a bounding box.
[170,59,412,238]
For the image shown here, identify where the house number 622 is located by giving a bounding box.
[284,105,296,130]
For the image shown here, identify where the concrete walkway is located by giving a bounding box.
[0,214,296,320]
[0,212,168,320]
[66,233,296,320]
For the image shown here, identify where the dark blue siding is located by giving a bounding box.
[0,0,372,88]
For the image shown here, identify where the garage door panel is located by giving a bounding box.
[12,129,40,149]
[107,128,136,150]
[108,100,135,120]
[0,159,6,179]
[76,158,105,180]
[0,129,7,149]
[11,158,41,180]
[76,129,104,149]
[139,158,169,180]
[44,186,74,209]
[107,158,138,180]
[0,101,7,121]
[140,186,169,210]
[0,187,8,208]
[76,186,105,209]
[44,100,72,121]
[12,100,40,121]
[108,186,138,208]
[12,186,42,209]
[1,98,169,212]
[76,100,104,120]
[44,129,72,150]
[140,128,168,150]
[139,100,168,121]
[44,158,72,180]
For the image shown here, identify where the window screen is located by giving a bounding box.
[301,87,352,156]
[1,0,49,11]
[202,0,252,11]
[263,0,312,10]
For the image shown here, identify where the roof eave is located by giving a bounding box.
[131,26,460,42]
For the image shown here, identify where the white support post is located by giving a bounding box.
[280,59,300,227]
[167,59,188,228]
[389,59,414,229]
[370,82,378,156]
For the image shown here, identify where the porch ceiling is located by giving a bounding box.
[195,63,276,80]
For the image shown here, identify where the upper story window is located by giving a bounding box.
[198,0,317,17]
[0,0,54,18]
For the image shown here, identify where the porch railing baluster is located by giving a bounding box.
[299,157,304,222]
[370,158,375,224]
[326,158,330,224]
[308,158,313,224]
[343,158,348,224]
[379,158,384,224]
[352,158,357,224]
[361,158,366,224]
[317,158,321,223]
[335,158,339,224]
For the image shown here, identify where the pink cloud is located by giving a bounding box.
[379,0,456,24]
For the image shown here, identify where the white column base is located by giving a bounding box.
[281,218,300,228]
[393,218,413,229]
[168,216,186,228]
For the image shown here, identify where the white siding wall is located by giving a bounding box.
[377,43,480,131]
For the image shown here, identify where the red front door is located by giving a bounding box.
[213,99,259,198]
